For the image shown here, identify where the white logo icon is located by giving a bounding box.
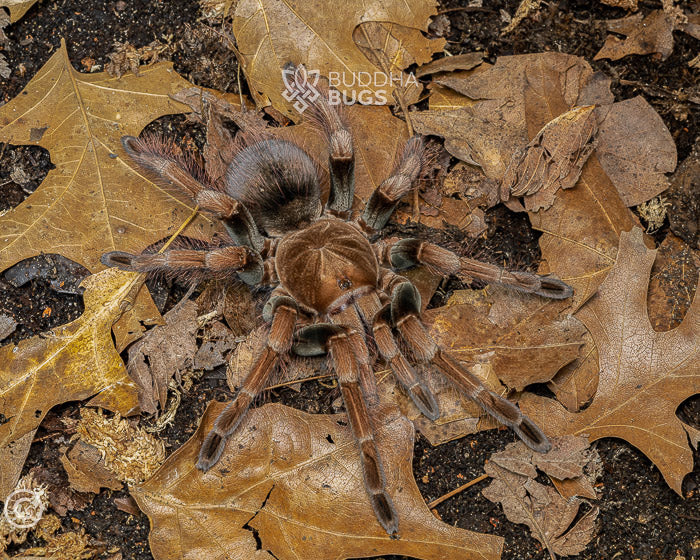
[281,65,321,113]
[3,487,47,529]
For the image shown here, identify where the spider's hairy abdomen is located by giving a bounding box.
[275,219,378,314]
[225,138,322,236]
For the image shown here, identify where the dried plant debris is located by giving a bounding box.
[0,0,37,23]
[594,7,699,62]
[483,436,599,558]
[193,319,238,370]
[105,40,171,78]
[501,105,597,212]
[132,402,504,560]
[0,313,17,341]
[636,196,671,233]
[12,513,98,559]
[0,472,49,553]
[75,408,166,485]
[127,300,199,414]
[60,440,123,494]
[522,228,699,495]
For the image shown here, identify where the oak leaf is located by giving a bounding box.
[0,39,213,274]
[230,0,443,116]
[483,437,599,558]
[0,268,144,499]
[0,0,37,22]
[521,228,700,494]
[132,402,504,560]
[594,11,674,61]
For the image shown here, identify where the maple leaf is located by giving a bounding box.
[0,39,214,273]
[0,268,144,499]
[230,0,443,116]
[521,227,700,494]
[132,402,504,560]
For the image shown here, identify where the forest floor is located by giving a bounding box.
[0,1,698,559]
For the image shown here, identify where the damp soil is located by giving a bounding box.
[0,1,699,559]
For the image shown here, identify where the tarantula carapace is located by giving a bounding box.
[102,69,572,536]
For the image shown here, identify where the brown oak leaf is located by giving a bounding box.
[521,227,699,494]
[132,402,504,560]
[0,39,214,274]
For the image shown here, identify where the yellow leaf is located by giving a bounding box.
[0,39,214,273]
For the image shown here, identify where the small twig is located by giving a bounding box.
[264,373,333,391]
[426,473,489,509]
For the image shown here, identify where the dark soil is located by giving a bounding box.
[1,1,698,559]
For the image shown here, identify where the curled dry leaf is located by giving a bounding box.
[127,300,199,414]
[521,228,700,494]
[60,440,123,494]
[0,268,143,499]
[0,39,214,274]
[501,105,597,211]
[483,437,599,558]
[132,402,503,560]
[666,138,699,249]
[230,0,443,117]
[415,52,484,78]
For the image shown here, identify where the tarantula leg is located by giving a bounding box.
[285,63,355,217]
[431,349,551,453]
[373,303,439,420]
[197,298,297,471]
[121,135,264,250]
[377,237,573,300]
[361,136,425,231]
[460,258,573,299]
[101,245,264,285]
[384,272,551,453]
[330,330,399,536]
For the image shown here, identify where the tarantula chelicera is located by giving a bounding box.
[102,68,572,536]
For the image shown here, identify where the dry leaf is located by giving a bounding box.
[230,0,443,116]
[127,300,199,414]
[595,96,676,207]
[521,228,699,494]
[647,232,699,331]
[132,402,504,560]
[600,0,638,9]
[0,268,143,499]
[428,287,585,391]
[594,10,674,61]
[60,440,123,494]
[0,0,37,22]
[0,39,213,274]
[105,40,170,78]
[501,105,597,211]
[194,319,238,370]
[415,52,484,78]
[483,437,599,557]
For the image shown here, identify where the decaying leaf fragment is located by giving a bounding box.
[0,0,37,23]
[132,402,504,560]
[501,105,597,211]
[521,228,699,494]
[0,269,143,499]
[594,10,675,61]
[127,300,199,414]
[0,39,213,274]
[483,436,599,557]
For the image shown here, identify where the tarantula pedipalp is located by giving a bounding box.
[102,69,573,536]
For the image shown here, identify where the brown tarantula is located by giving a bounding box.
[102,68,572,536]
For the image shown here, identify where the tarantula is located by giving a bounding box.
[102,69,572,536]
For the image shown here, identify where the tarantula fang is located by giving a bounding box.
[102,66,572,536]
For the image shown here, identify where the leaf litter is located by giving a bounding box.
[0,1,698,559]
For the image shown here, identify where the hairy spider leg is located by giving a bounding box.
[380,269,551,454]
[285,63,355,218]
[121,135,264,251]
[197,294,298,471]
